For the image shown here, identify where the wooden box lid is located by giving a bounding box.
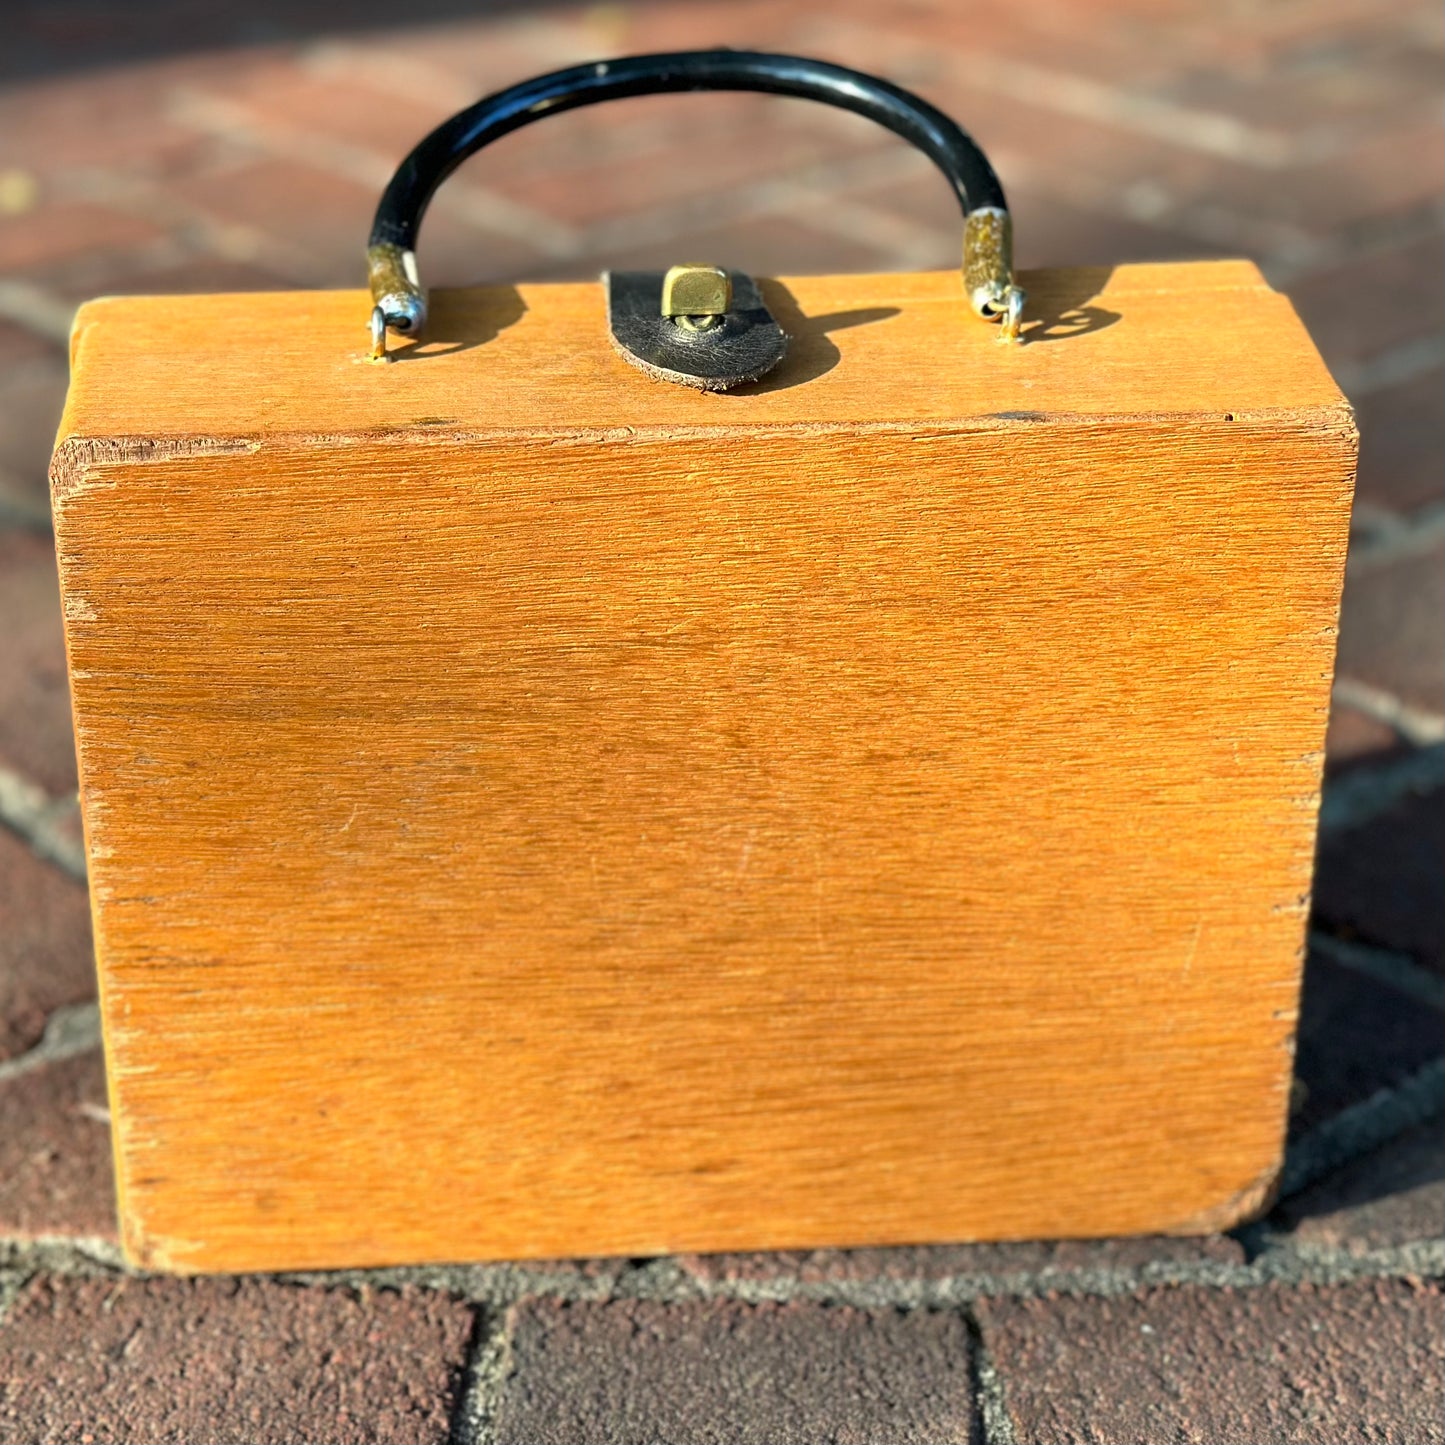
[59,261,1345,444]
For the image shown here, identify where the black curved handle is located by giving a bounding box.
[367,49,1022,344]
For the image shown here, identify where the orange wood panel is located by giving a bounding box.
[51,263,1355,1272]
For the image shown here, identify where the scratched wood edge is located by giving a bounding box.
[49,269,1357,1273]
[55,260,1349,446]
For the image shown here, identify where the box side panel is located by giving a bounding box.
[53,415,1354,1271]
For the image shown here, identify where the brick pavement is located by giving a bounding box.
[0,1,1441,1440]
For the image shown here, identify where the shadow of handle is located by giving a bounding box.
[1019,266,1121,344]
[744,282,901,392]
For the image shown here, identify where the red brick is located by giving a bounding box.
[454,86,857,197]
[855,168,1223,270]
[416,91,658,194]
[1017,188,1229,269]
[0,531,76,795]
[1274,1121,1445,1252]
[0,481,47,532]
[979,1278,1445,1445]
[0,71,213,182]
[0,202,165,277]
[1205,0,1439,65]
[0,319,62,369]
[163,159,387,286]
[1287,233,1445,372]
[11,793,86,882]
[0,1050,115,1240]
[801,4,1191,90]
[397,200,553,292]
[1353,365,1445,514]
[236,55,885,259]
[786,9,1427,195]
[1336,539,1445,715]
[875,64,1206,205]
[4,11,280,81]
[680,1234,1244,1290]
[1291,947,1445,1136]
[0,355,69,513]
[0,827,95,1060]
[1178,119,1445,238]
[161,155,548,290]
[854,48,1425,259]
[1314,779,1445,973]
[493,1297,978,1445]
[541,214,898,284]
[342,19,608,100]
[598,0,825,58]
[0,1275,475,1445]
[0,354,68,471]
[1161,34,1443,138]
[488,94,887,230]
[966,111,1442,254]
[48,255,296,305]
[185,59,460,164]
[1324,699,1400,769]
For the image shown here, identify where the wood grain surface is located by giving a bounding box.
[51,262,1356,1273]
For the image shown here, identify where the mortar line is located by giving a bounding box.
[0,466,53,533]
[0,765,87,881]
[167,89,582,261]
[817,20,1307,165]
[1347,500,1409,542]
[1343,502,1445,577]
[1278,1058,1445,1200]
[1308,930,1445,1012]
[6,1234,1441,1313]
[1318,741,1445,834]
[448,1305,509,1445]
[1262,198,1445,287]
[577,146,931,255]
[0,1001,101,1086]
[964,1303,1018,1445]
[0,278,74,346]
[1336,332,1445,399]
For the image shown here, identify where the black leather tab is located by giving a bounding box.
[605,270,788,391]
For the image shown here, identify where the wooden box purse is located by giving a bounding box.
[50,51,1356,1273]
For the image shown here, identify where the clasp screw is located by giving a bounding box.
[661,262,732,332]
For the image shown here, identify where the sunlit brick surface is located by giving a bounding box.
[1,2,1440,1439]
